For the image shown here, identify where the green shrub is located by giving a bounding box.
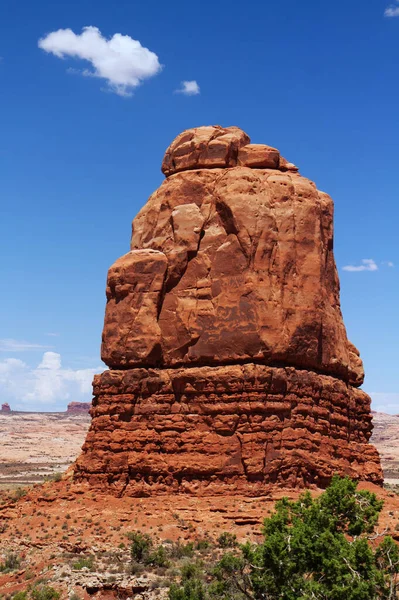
[12,592,28,600]
[31,586,60,600]
[169,476,399,600]
[180,562,205,582]
[169,564,207,600]
[71,556,94,570]
[10,487,27,502]
[169,542,195,559]
[217,532,237,548]
[128,531,153,563]
[169,578,207,600]
[147,544,170,567]
[0,552,21,572]
[195,539,211,552]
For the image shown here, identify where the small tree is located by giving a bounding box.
[129,531,153,563]
[169,476,399,600]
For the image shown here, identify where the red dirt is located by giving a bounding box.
[1,479,398,598]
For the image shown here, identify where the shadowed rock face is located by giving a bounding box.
[74,126,382,494]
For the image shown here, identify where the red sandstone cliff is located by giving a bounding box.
[1,403,11,413]
[74,126,382,495]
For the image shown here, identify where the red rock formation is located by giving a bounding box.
[67,402,91,415]
[74,125,382,494]
[1,403,11,413]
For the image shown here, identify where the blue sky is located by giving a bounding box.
[0,0,397,412]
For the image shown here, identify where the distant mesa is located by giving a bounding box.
[66,402,91,415]
[1,403,11,413]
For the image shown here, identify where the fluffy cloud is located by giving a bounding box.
[385,3,399,17]
[342,258,378,272]
[0,351,102,409]
[38,26,162,97]
[175,80,200,96]
[0,338,50,352]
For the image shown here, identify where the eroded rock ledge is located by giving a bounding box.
[73,364,382,495]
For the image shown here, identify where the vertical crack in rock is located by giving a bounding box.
[236,433,248,479]
[317,322,324,366]
[74,125,383,495]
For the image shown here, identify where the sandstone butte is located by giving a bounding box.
[74,125,383,496]
[1,403,11,413]
[66,401,91,415]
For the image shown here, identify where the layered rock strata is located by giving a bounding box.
[74,126,382,494]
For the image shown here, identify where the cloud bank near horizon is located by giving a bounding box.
[0,351,102,409]
[370,392,399,414]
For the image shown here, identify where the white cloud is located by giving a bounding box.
[45,332,59,337]
[370,392,399,414]
[385,3,399,17]
[38,351,61,370]
[388,261,395,267]
[0,339,50,352]
[0,351,102,409]
[175,80,200,96]
[342,258,378,272]
[38,26,162,97]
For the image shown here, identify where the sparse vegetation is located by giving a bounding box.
[12,592,28,600]
[0,552,21,572]
[169,541,195,560]
[71,555,94,570]
[31,586,61,600]
[167,476,399,600]
[128,530,153,562]
[2,475,399,599]
[217,532,237,548]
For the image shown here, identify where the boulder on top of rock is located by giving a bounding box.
[161,125,299,177]
[162,125,250,176]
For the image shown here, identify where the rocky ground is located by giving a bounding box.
[2,478,399,600]
[0,409,398,599]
